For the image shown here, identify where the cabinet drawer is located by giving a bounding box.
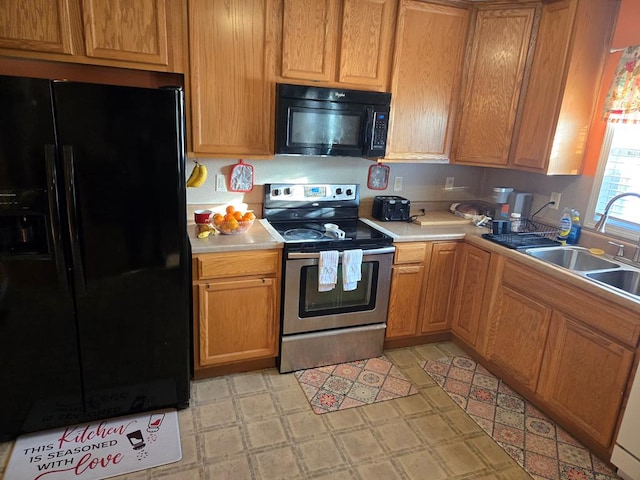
[394,242,427,264]
[194,250,280,280]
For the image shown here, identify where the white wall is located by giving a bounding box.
[187,156,486,214]
[186,155,597,222]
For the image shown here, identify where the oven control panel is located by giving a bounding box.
[267,184,358,202]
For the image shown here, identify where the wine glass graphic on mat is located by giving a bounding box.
[126,430,146,450]
[147,413,165,433]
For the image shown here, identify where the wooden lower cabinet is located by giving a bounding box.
[387,263,425,338]
[421,242,458,333]
[485,283,552,392]
[481,256,639,458]
[538,312,634,449]
[450,243,492,348]
[386,243,427,339]
[192,249,281,378]
[386,241,458,345]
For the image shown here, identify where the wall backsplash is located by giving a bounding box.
[185,156,597,224]
[186,156,486,214]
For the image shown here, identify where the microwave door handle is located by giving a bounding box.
[364,106,374,149]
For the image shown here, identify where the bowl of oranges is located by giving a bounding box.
[211,205,256,235]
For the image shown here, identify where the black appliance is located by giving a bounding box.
[263,184,394,373]
[275,83,391,158]
[372,195,411,222]
[0,76,191,440]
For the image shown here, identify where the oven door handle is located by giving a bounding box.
[287,246,395,259]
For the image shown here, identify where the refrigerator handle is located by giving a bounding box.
[44,144,71,289]
[62,145,87,295]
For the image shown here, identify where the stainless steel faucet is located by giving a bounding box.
[594,192,640,265]
[594,192,640,233]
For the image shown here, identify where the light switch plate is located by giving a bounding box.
[216,174,227,192]
[394,177,403,191]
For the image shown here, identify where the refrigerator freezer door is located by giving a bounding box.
[0,76,83,440]
[52,82,191,418]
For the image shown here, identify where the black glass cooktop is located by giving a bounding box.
[268,219,393,252]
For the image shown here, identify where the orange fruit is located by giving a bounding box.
[242,211,255,221]
[226,218,239,230]
[212,213,224,225]
[225,205,236,215]
[233,211,243,221]
[224,213,235,222]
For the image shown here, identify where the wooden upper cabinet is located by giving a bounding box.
[338,0,396,87]
[188,0,274,157]
[0,0,78,55]
[512,0,619,174]
[452,5,534,166]
[281,0,338,82]
[0,0,184,72]
[81,0,168,66]
[278,0,396,90]
[385,1,469,161]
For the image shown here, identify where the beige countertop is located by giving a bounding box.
[186,214,640,310]
[189,219,283,254]
[360,216,488,241]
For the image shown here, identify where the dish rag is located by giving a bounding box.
[342,249,363,291]
[318,250,339,292]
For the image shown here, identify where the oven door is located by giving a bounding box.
[276,97,368,157]
[282,247,394,335]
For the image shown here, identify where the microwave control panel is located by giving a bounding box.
[371,112,389,150]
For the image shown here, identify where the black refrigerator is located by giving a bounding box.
[0,76,191,440]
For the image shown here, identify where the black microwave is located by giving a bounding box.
[275,83,391,158]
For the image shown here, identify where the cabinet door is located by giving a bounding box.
[281,0,339,82]
[421,242,457,333]
[386,1,469,161]
[81,0,168,66]
[486,284,552,392]
[386,264,424,338]
[198,278,278,366]
[512,0,618,174]
[450,243,490,346]
[0,0,77,54]
[453,6,534,166]
[188,0,273,156]
[511,0,574,172]
[338,0,396,88]
[538,312,634,449]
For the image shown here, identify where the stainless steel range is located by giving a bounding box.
[263,183,394,373]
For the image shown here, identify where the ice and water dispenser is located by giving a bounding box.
[0,190,50,256]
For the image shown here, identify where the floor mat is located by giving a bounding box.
[421,356,621,480]
[295,355,419,414]
[4,408,181,480]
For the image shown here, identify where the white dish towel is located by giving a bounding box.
[342,249,363,291]
[318,250,339,292]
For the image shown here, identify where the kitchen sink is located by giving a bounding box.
[524,246,620,271]
[586,269,640,297]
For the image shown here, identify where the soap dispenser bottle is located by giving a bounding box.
[566,210,581,245]
[557,208,572,244]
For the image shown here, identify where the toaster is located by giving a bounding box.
[372,196,411,221]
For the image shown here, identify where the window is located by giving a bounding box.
[586,123,640,239]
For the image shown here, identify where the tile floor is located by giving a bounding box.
[0,342,537,479]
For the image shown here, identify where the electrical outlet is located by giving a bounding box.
[393,177,403,191]
[550,192,561,209]
[445,177,454,190]
[216,174,227,192]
